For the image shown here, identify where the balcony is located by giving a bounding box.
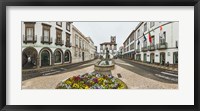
[55,39,64,46]
[141,46,148,52]
[65,42,71,47]
[148,44,155,51]
[41,36,52,44]
[157,42,168,50]
[23,35,37,44]
[136,49,140,53]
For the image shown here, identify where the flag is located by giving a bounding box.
[160,25,163,31]
[137,40,140,45]
[159,25,163,38]
[143,33,147,41]
[148,31,152,43]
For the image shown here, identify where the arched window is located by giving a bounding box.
[55,50,62,63]
[41,50,50,66]
[65,51,70,62]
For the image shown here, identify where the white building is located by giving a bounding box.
[117,46,124,58]
[100,36,117,59]
[134,22,178,66]
[86,37,96,60]
[122,30,136,60]
[71,25,95,63]
[22,22,73,69]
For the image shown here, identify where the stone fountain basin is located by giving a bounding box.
[94,60,115,72]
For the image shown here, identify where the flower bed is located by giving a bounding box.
[56,73,127,89]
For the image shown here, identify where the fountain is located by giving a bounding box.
[94,48,115,72]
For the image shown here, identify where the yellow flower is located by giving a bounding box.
[72,83,79,89]
[85,86,89,89]
[65,80,72,85]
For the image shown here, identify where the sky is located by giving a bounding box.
[73,22,139,52]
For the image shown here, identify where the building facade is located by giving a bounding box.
[100,36,117,59]
[123,22,178,67]
[94,46,99,58]
[122,30,136,60]
[118,46,124,58]
[86,37,96,60]
[71,25,95,63]
[22,22,73,69]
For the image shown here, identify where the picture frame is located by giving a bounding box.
[0,0,199,111]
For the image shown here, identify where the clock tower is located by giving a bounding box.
[111,36,116,44]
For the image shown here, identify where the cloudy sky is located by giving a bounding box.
[73,22,139,52]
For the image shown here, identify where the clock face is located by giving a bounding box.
[111,37,115,42]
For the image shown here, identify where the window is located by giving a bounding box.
[150,22,155,28]
[100,45,103,50]
[74,47,77,56]
[151,36,155,45]
[55,50,62,63]
[160,31,166,44]
[66,33,70,47]
[24,22,35,41]
[114,45,117,50]
[143,41,147,47]
[65,51,70,62]
[26,28,34,40]
[42,24,51,42]
[56,29,62,43]
[144,23,147,32]
[79,38,82,48]
[56,22,62,27]
[137,29,140,37]
[79,50,81,57]
[75,35,78,47]
[130,33,135,42]
[127,39,129,45]
[66,22,70,31]
[82,40,85,49]
[130,43,134,50]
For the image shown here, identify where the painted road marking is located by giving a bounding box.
[43,71,61,76]
[155,74,178,82]
[161,72,178,77]
[117,62,134,67]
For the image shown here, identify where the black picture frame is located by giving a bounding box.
[0,0,199,111]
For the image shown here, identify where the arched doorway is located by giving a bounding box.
[41,50,51,66]
[150,53,154,63]
[22,47,38,69]
[160,52,165,65]
[54,49,63,64]
[143,53,147,63]
[64,50,71,63]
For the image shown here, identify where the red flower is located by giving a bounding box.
[93,78,98,83]
[74,76,81,81]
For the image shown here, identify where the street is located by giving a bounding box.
[22,58,178,89]
[114,59,178,83]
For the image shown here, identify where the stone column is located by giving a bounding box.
[51,55,54,66]
[37,56,40,68]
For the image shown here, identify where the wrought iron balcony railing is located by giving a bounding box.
[157,42,168,50]
[41,36,52,44]
[141,46,148,52]
[55,39,64,46]
[65,42,71,47]
[23,35,37,44]
[148,44,155,51]
[136,48,140,53]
